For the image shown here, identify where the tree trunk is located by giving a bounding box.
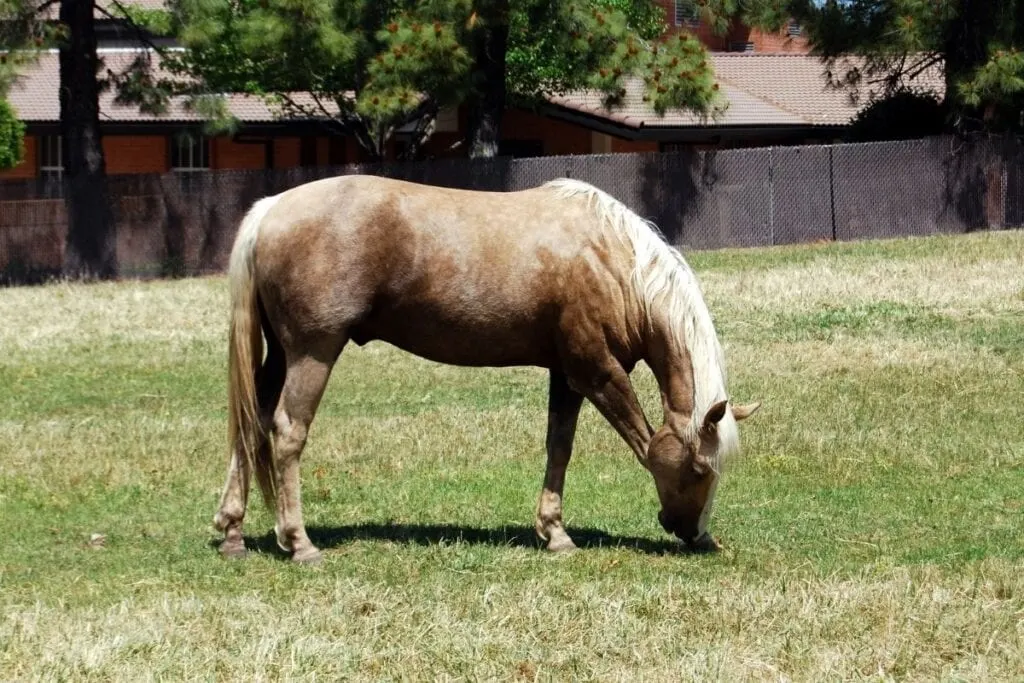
[60,0,116,279]
[943,0,999,130]
[467,0,509,159]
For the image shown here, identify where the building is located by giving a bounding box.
[0,1,942,185]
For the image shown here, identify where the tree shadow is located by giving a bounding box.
[940,134,1015,233]
[639,149,706,247]
[212,522,712,559]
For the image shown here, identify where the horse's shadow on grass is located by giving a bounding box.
[217,523,703,558]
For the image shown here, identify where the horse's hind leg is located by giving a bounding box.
[214,446,254,558]
[271,349,340,564]
[535,371,585,552]
[214,345,285,558]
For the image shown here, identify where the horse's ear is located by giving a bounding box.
[701,400,729,435]
[731,401,761,421]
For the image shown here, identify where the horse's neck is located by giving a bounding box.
[644,316,697,426]
[652,305,729,430]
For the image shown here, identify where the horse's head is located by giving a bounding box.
[647,399,760,550]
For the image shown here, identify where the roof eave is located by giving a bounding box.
[539,103,849,142]
[23,119,334,135]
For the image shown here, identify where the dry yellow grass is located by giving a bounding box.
[3,561,1020,681]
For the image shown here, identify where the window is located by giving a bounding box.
[170,134,209,172]
[787,19,802,37]
[39,134,63,198]
[674,1,700,28]
[171,134,209,192]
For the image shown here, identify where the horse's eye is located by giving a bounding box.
[691,457,713,478]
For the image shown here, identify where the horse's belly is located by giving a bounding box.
[351,306,557,368]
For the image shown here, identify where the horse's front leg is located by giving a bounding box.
[536,371,585,552]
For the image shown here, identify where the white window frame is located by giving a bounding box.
[39,134,63,177]
[39,134,64,197]
[170,134,210,172]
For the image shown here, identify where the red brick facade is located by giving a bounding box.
[104,135,167,174]
[211,137,266,170]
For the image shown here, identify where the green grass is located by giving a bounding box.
[1,231,1023,680]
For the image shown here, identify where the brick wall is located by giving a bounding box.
[503,109,592,156]
[748,27,810,53]
[1,134,170,179]
[105,135,167,174]
[211,137,267,170]
[611,138,659,153]
[273,137,301,168]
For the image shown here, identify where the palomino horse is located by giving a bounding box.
[214,175,759,563]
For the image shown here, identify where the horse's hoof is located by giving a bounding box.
[219,540,248,559]
[292,547,323,565]
[685,533,722,553]
[546,536,578,553]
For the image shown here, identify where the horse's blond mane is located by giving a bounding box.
[544,178,739,467]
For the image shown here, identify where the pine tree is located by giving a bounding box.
[165,0,476,160]
[0,0,143,278]
[59,0,118,278]
[169,0,724,160]
[736,0,1024,133]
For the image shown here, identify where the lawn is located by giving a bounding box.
[1,230,1022,681]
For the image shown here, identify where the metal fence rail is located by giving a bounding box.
[0,134,1019,283]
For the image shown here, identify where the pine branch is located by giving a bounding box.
[33,0,59,16]
[94,1,167,54]
[906,53,944,82]
[277,91,376,155]
[308,91,365,142]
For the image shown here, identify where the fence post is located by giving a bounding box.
[768,146,775,246]
[828,145,838,241]
[1000,137,1009,229]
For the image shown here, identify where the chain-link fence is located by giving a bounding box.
[1,134,1019,283]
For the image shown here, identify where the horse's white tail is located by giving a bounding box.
[227,195,280,510]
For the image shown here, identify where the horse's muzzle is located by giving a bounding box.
[659,510,721,552]
[657,509,695,539]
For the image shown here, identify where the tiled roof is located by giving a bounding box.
[6,50,286,123]
[710,54,945,126]
[6,49,946,131]
[548,79,807,128]
[551,53,946,129]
